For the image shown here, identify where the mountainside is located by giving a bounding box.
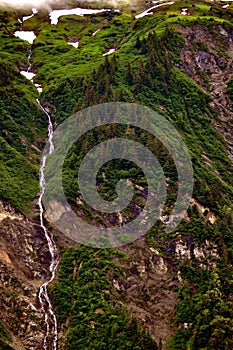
[0,1,232,350]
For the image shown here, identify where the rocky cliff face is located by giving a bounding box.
[0,200,52,349]
[178,23,233,163]
[0,3,232,350]
[0,198,220,349]
[110,238,178,349]
[110,213,219,349]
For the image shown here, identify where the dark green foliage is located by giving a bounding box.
[170,272,233,350]
[0,60,46,212]
[0,321,13,349]
[50,247,158,349]
[227,78,233,101]
[0,2,232,348]
[0,340,14,350]
[0,321,12,343]
[54,28,232,218]
[44,13,233,348]
[40,13,233,348]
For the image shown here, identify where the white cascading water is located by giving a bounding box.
[37,99,59,350]
[27,49,32,73]
[16,16,59,348]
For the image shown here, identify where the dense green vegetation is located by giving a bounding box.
[227,78,233,101]
[0,8,47,212]
[43,3,233,348]
[50,247,158,349]
[0,321,13,350]
[169,206,233,349]
[47,27,232,210]
[0,0,232,349]
[0,59,46,212]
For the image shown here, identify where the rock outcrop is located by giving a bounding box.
[0,201,51,349]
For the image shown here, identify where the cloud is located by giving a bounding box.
[0,0,144,10]
[85,0,144,7]
[0,0,60,9]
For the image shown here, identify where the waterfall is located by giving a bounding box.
[37,99,59,350]
[16,12,59,348]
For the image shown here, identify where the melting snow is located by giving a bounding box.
[22,8,38,22]
[181,8,188,15]
[92,29,100,36]
[20,71,36,81]
[14,31,36,44]
[35,83,43,94]
[135,2,174,19]
[22,14,34,21]
[103,48,115,56]
[20,71,42,93]
[68,41,79,48]
[49,8,110,25]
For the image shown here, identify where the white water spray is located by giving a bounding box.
[37,99,59,350]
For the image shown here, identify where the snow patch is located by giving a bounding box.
[49,8,110,25]
[20,71,36,81]
[22,8,38,22]
[68,41,79,48]
[103,48,115,56]
[14,31,36,44]
[222,4,229,8]
[20,71,42,93]
[35,83,43,94]
[22,15,32,21]
[92,29,100,36]
[181,8,188,15]
[135,2,174,19]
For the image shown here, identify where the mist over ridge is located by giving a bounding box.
[0,0,146,10]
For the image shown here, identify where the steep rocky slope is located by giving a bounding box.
[0,1,232,350]
[0,200,51,349]
[178,22,233,163]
